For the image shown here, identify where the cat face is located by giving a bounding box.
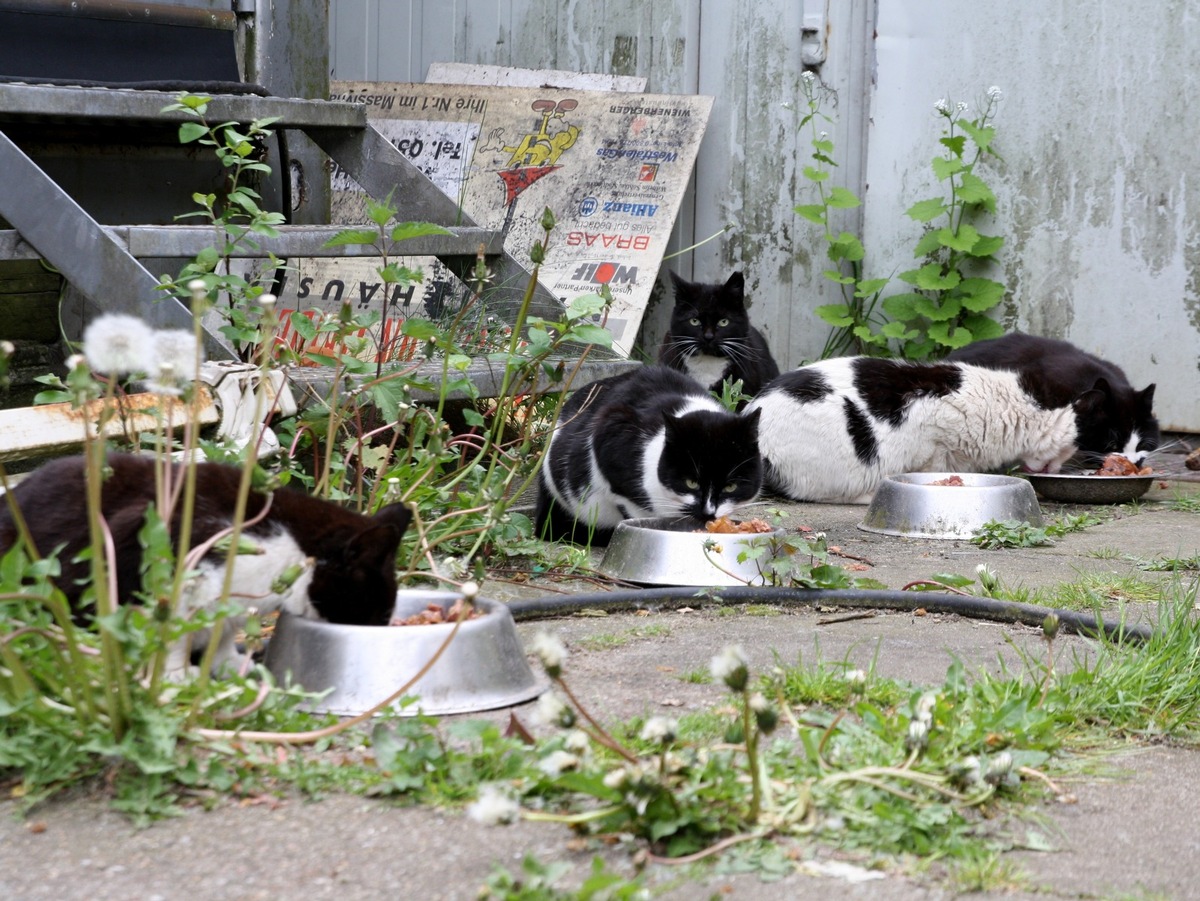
[1071,379,1159,466]
[656,407,762,520]
[666,271,750,359]
[305,504,412,626]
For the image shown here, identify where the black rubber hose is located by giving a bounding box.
[506,587,1153,644]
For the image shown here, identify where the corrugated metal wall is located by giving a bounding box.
[330,0,1200,430]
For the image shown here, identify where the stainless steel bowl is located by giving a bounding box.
[1023,472,1154,504]
[598,515,787,586]
[264,590,546,717]
[859,472,1043,539]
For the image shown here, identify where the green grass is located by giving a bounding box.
[576,623,671,651]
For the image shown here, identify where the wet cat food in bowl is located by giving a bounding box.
[859,472,1042,540]
[264,589,546,716]
[599,515,786,586]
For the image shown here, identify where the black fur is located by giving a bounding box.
[0,453,411,626]
[658,271,780,402]
[948,333,1159,462]
[852,358,965,427]
[535,365,762,546]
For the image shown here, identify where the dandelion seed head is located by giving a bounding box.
[466,784,520,826]
[639,716,678,745]
[710,644,749,691]
[83,314,156,376]
[530,631,567,677]
[537,749,580,777]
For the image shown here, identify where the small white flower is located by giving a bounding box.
[987,85,1003,100]
[466,784,520,826]
[83,314,156,376]
[844,668,867,687]
[710,644,749,690]
[533,690,574,729]
[818,130,829,140]
[956,101,969,113]
[602,767,629,790]
[639,716,678,745]
[65,353,86,371]
[934,97,949,113]
[748,692,769,713]
[530,631,567,676]
[0,340,14,357]
[537,750,580,777]
[801,70,817,85]
[460,580,480,602]
[915,691,937,723]
[906,718,929,750]
[258,293,277,309]
[563,729,591,754]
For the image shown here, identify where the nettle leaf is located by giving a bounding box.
[931,156,964,180]
[956,172,996,210]
[391,221,454,243]
[939,135,967,158]
[912,230,942,258]
[324,229,379,248]
[821,269,856,286]
[828,231,864,263]
[794,203,827,224]
[855,277,890,298]
[928,320,975,348]
[968,234,1005,257]
[815,303,855,327]
[401,318,441,340]
[961,312,1005,342]
[960,120,996,154]
[906,198,947,223]
[936,224,979,252]
[289,311,318,340]
[568,324,613,346]
[899,263,961,291]
[827,186,862,209]
[881,292,924,320]
[802,165,830,183]
[913,294,962,322]
[957,277,1005,312]
[880,320,920,340]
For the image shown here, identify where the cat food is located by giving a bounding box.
[1094,454,1152,477]
[928,475,965,486]
[702,516,775,534]
[390,597,483,626]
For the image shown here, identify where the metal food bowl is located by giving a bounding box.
[264,590,546,717]
[598,515,787,586]
[1023,472,1154,504]
[859,472,1043,539]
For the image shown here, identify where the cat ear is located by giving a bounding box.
[372,502,413,540]
[741,406,762,436]
[668,270,688,295]
[1137,383,1156,411]
[724,271,745,294]
[348,521,405,569]
[1072,386,1107,417]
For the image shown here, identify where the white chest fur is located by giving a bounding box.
[682,353,730,390]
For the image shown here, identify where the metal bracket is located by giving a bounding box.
[801,0,829,66]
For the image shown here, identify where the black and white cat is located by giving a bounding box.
[947,332,1159,464]
[0,453,411,674]
[658,271,780,402]
[535,365,763,545]
[746,357,1097,503]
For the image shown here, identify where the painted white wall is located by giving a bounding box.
[329,0,1200,429]
[865,2,1199,430]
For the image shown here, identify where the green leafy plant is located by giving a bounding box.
[796,75,1007,358]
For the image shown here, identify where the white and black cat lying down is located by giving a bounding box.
[0,453,411,674]
[535,365,763,545]
[658,271,780,404]
[746,356,1104,504]
[946,332,1159,464]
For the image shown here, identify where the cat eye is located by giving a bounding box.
[684,478,700,490]
[718,318,730,327]
[723,483,737,493]
[688,318,701,326]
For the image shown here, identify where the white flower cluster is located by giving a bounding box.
[466,784,520,826]
[530,631,568,677]
[82,313,202,396]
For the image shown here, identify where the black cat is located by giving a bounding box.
[0,453,411,673]
[658,271,780,402]
[947,333,1159,464]
[535,365,763,545]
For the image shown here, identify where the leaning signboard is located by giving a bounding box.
[274,82,711,360]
